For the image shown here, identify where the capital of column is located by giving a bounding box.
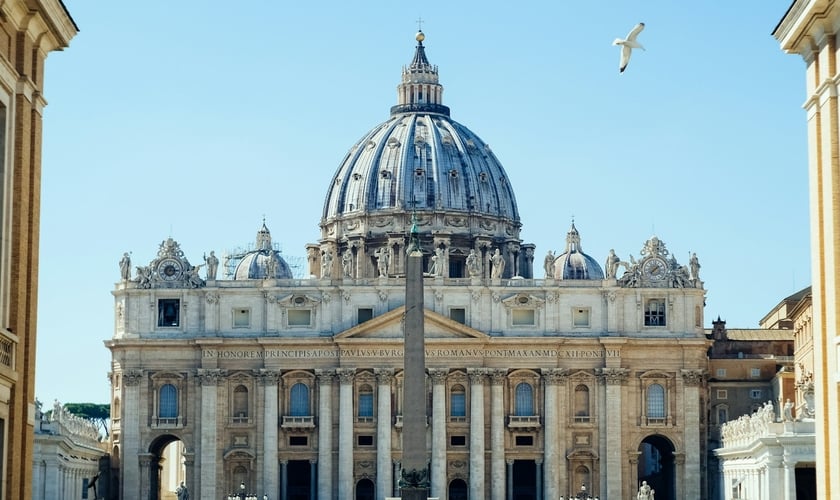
[336,368,355,385]
[182,452,195,467]
[627,450,641,466]
[681,369,706,387]
[488,369,507,386]
[375,368,395,385]
[315,369,334,385]
[596,367,629,385]
[428,368,448,385]
[257,369,282,386]
[467,367,487,385]
[673,452,686,466]
[138,452,154,466]
[123,369,144,387]
[196,368,227,386]
[542,368,569,385]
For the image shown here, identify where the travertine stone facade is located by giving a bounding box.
[107,31,710,500]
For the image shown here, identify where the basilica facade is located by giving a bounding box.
[107,32,709,500]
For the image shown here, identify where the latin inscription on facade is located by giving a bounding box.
[202,348,620,359]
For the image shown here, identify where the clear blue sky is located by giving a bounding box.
[36,1,808,405]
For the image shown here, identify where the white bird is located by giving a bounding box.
[613,22,645,73]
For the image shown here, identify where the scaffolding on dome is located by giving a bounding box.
[222,242,306,279]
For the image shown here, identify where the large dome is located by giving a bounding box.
[313,32,529,281]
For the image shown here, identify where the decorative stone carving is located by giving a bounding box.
[196,369,226,386]
[597,367,629,385]
[315,369,334,385]
[257,370,282,386]
[123,370,144,387]
[681,369,705,387]
[428,368,447,385]
[542,368,569,385]
[488,369,507,385]
[467,368,486,384]
[375,368,394,385]
[205,292,219,304]
[337,368,355,385]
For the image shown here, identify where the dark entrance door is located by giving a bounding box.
[449,478,468,500]
[512,460,537,500]
[286,460,311,500]
[795,466,817,499]
[638,435,675,500]
[355,478,375,500]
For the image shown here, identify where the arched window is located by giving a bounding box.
[647,383,665,419]
[289,383,309,416]
[515,382,533,416]
[159,384,177,418]
[574,384,590,421]
[233,385,248,417]
[450,384,466,417]
[358,384,374,417]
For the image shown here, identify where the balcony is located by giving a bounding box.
[281,415,315,429]
[231,414,250,425]
[573,415,592,424]
[151,416,184,428]
[394,415,429,428]
[507,415,541,430]
[641,416,672,426]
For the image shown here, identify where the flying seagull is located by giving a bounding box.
[613,22,645,73]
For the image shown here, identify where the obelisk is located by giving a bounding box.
[400,214,429,499]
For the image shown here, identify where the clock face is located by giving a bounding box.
[642,257,667,280]
[157,258,182,281]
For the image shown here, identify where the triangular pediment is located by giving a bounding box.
[334,306,489,340]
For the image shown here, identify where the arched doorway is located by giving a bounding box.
[638,435,675,500]
[355,478,375,500]
[148,434,187,500]
[448,478,468,500]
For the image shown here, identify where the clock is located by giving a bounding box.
[157,258,183,281]
[642,257,667,280]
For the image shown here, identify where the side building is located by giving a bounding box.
[0,1,76,498]
[107,32,710,500]
[713,288,816,499]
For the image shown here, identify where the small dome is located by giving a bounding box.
[232,221,294,280]
[553,222,604,280]
[233,250,293,280]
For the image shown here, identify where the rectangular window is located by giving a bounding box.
[716,390,728,400]
[357,435,374,446]
[717,407,728,425]
[572,308,590,327]
[450,435,466,446]
[644,299,666,326]
[357,308,373,324]
[157,299,180,327]
[449,307,466,324]
[288,309,312,327]
[289,436,308,447]
[750,389,763,399]
[233,308,250,328]
[358,393,374,417]
[716,368,727,378]
[515,435,534,446]
[450,393,466,417]
[511,309,536,326]
[750,368,761,378]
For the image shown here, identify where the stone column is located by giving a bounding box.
[316,369,334,500]
[138,453,153,500]
[681,369,704,500]
[280,460,288,500]
[338,368,355,496]
[376,369,394,500]
[598,368,627,500]
[489,369,506,500]
[183,451,195,498]
[542,369,566,500]
[429,368,448,498]
[468,368,486,499]
[535,459,543,500]
[393,460,401,497]
[121,369,143,499]
[783,456,797,500]
[260,370,281,499]
[198,369,223,500]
